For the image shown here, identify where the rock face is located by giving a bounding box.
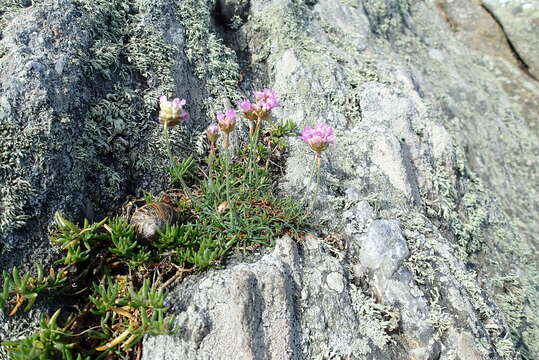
[483,0,539,80]
[1,0,539,359]
[144,230,459,360]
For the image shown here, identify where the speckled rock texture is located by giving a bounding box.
[1,0,539,359]
[483,0,539,80]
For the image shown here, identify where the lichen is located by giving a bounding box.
[0,123,34,235]
[71,0,180,212]
[0,0,25,34]
[361,0,413,39]
[177,0,241,117]
[426,288,452,338]
[350,282,399,350]
[421,149,490,254]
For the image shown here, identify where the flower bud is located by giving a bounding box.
[217,109,237,134]
[206,124,220,144]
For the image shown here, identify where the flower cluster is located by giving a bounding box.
[239,89,280,130]
[157,89,336,212]
[159,96,190,128]
[300,123,335,155]
[204,89,280,148]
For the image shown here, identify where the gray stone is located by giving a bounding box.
[216,0,250,24]
[360,220,410,279]
[358,221,438,360]
[1,0,538,358]
[483,0,539,79]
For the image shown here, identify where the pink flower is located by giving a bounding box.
[239,89,281,122]
[239,99,254,112]
[159,95,189,127]
[254,88,280,112]
[239,99,257,122]
[217,109,237,134]
[300,123,336,154]
[206,124,220,144]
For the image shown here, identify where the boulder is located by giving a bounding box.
[0,0,538,359]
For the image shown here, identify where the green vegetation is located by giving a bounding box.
[2,310,87,360]
[1,111,304,359]
[0,265,66,316]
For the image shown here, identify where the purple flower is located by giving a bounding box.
[254,88,280,112]
[300,123,336,154]
[238,89,281,124]
[159,95,189,128]
[206,124,220,144]
[239,99,254,112]
[217,109,237,134]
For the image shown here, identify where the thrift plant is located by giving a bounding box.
[1,89,313,360]
[238,89,281,183]
[300,122,336,209]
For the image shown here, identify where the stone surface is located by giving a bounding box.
[1,0,538,359]
[216,0,250,24]
[483,0,539,79]
[142,234,494,360]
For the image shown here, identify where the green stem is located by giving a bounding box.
[163,124,172,167]
[309,154,321,212]
[224,138,235,224]
[248,119,262,187]
[208,148,215,186]
[164,123,192,200]
[301,155,317,206]
[264,140,272,170]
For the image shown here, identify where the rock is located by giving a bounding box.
[0,0,215,268]
[370,134,420,204]
[216,0,250,25]
[483,0,539,79]
[358,221,439,360]
[1,0,538,358]
[142,231,504,359]
[360,220,409,276]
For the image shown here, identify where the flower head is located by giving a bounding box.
[206,124,220,144]
[159,96,189,128]
[217,109,237,134]
[300,123,336,154]
[254,88,280,112]
[239,89,280,122]
[239,99,254,112]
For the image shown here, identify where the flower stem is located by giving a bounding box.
[224,137,235,224]
[208,147,215,186]
[248,118,261,186]
[164,123,192,199]
[163,124,172,166]
[301,155,317,206]
[308,154,321,212]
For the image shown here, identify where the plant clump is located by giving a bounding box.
[0,89,332,359]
